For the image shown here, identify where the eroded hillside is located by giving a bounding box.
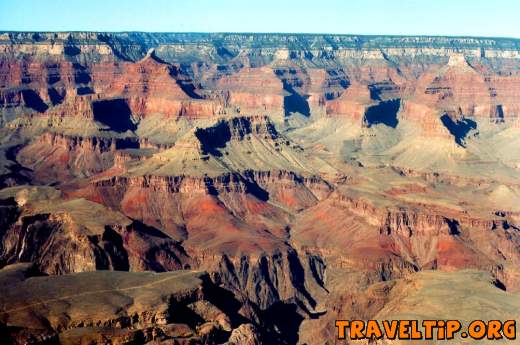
[1,32,520,344]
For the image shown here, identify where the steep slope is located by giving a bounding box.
[0,263,256,345]
[1,32,520,345]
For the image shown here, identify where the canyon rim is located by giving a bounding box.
[0,23,520,345]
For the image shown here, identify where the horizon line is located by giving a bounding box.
[1,30,519,41]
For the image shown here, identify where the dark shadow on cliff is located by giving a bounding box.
[287,251,316,309]
[274,69,310,118]
[64,45,81,56]
[493,278,507,291]
[169,299,232,343]
[129,219,169,239]
[47,87,64,105]
[92,99,137,133]
[47,67,61,84]
[242,172,269,202]
[97,33,136,62]
[369,84,382,101]
[195,121,232,157]
[126,219,190,270]
[21,89,48,113]
[76,86,94,95]
[363,99,400,128]
[440,114,477,147]
[102,226,130,271]
[204,176,220,196]
[201,275,250,326]
[114,137,140,150]
[176,79,203,99]
[495,104,505,123]
[0,198,22,269]
[283,82,310,118]
[308,254,329,293]
[0,145,33,188]
[216,45,237,59]
[284,92,310,118]
[168,64,203,99]
[368,81,399,101]
[72,63,91,84]
[260,301,304,345]
[444,218,461,235]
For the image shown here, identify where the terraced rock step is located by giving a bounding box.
[1,32,520,345]
[0,264,260,345]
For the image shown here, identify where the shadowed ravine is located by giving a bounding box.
[1,32,520,345]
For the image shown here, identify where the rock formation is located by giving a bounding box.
[1,32,520,344]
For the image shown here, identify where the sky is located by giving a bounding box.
[0,0,518,38]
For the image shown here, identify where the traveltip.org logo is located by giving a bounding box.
[335,320,517,341]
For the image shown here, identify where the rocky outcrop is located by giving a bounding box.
[0,190,190,275]
[0,189,320,344]
[319,192,520,288]
[3,32,520,132]
[16,132,137,183]
[0,263,256,345]
[359,270,520,345]
[225,323,261,345]
[2,32,520,345]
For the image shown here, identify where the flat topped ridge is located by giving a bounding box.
[2,31,520,50]
[447,52,471,67]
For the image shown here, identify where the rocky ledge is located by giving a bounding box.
[0,263,260,345]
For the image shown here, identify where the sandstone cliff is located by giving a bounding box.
[1,32,520,345]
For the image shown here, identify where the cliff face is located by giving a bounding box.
[3,32,520,129]
[1,32,520,345]
[0,263,260,345]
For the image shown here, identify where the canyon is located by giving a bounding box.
[0,32,520,344]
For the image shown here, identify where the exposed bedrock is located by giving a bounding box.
[0,196,189,274]
[0,263,265,345]
[0,189,325,344]
[328,193,520,289]
[3,32,520,131]
[2,32,520,344]
[16,132,139,184]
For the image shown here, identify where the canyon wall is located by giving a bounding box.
[1,32,520,344]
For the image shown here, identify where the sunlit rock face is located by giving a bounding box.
[1,32,520,344]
